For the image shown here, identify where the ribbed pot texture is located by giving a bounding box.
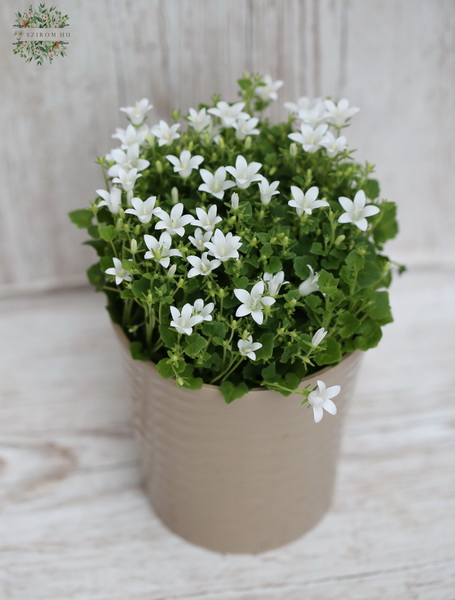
[113,324,362,554]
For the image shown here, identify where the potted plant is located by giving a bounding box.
[70,73,402,553]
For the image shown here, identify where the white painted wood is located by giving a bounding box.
[1,269,454,598]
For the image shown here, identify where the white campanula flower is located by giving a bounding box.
[288,186,329,216]
[338,190,380,232]
[234,281,276,325]
[192,298,215,322]
[154,203,194,237]
[192,205,222,231]
[232,116,260,140]
[258,177,280,205]
[120,98,153,126]
[112,124,149,149]
[187,107,212,132]
[151,120,181,146]
[231,192,240,210]
[166,150,204,178]
[225,155,262,189]
[238,336,263,360]
[320,131,348,157]
[112,168,142,193]
[208,101,249,127]
[262,271,289,296]
[288,124,329,153]
[284,96,323,115]
[187,253,221,278]
[204,229,242,262]
[96,187,122,214]
[170,304,203,335]
[255,74,283,101]
[206,121,222,143]
[189,228,213,252]
[105,257,132,285]
[308,380,341,423]
[311,327,328,347]
[198,167,235,200]
[324,99,360,127]
[107,144,150,178]
[298,265,319,297]
[297,103,327,127]
[144,231,182,267]
[125,196,158,224]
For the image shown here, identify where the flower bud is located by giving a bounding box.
[155,160,163,174]
[334,234,345,246]
[146,133,155,147]
[168,264,177,277]
[116,218,123,230]
[134,224,141,235]
[244,136,252,150]
[231,192,239,210]
[130,239,138,253]
[290,142,298,156]
[146,292,153,303]
[218,136,225,150]
[171,187,179,204]
[127,190,134,205]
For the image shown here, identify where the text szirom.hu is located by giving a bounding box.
[13,28,71,40]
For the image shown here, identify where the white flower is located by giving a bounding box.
[125,196,158,224]
[112,124,149,149]
[298,265,319,296]
[96,187,122,214]
[188,228,213,252]
[192,205,222,231]
[187,108,212,132]
[311,327,328,347]
[154,203,194,237]
[238,336,263,360]
[204,229,242,262]
[324,99,359,127]
[284,96,323,114]
[166,150,204,178]
[288,186,329,216]
[255,75,283,101]
[144,231,182,267]
[288,124,329,153]
[225,155,262,189]
[320,131,348,157]
[258,177,280,205]
[151,120,181,146]
[187,253,221,278]
[198,167,235,199]
[308,380,341,423]
[234,281,276,325]
[105,257,132,285]
[297,103,327,127]
[338,190,380,232]
[263,271,288,296]
[112,168,142,193]
[120,98,153,126]
[107,143,150,177]
[170,304,203,335]
[232,116,260,140]
[231,192,240,210]
[208,101,249,127]
[192,299,214,322]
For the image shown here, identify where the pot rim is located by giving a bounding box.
[112,322,362,393]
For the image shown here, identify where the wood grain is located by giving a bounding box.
[1,269,454,598]
[1,1,455,293]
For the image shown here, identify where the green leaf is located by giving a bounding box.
[255,332,275,360]
[262,362,278,382]
[365,291,393,325]
[318,269,338,294]
[260,243,273,258]
[83,239,105,256]
[98,225,117,243]
[364,178,380,199]
[159,324,177,347]
[314,337,342,365]
[284,372,300,391]
[86,263,104,290]
[130,341,148,361]
[337,312,361,338]
[212,336,224,347]
[373,201,399,245]
[182,376,204,390]
[184,333,208,358]
[69,209,93,229]
[345,249,365,271]
[310,242,326,256]
[156,358,175,379]
[131,277,150,298]
[220,380,249,404]
[202,321,228,338]
[354,319,382,350]
[358,261,382,289]
[293,256,313,279]
[265,256,282,273]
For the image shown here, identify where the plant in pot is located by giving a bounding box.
[70,73,402,553]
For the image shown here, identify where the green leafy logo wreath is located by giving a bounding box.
[13,3,70,65]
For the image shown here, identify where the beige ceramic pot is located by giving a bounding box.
[113,324,362,554]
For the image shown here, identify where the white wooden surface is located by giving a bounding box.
[1,0,455,292]
[1,268,455,599]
